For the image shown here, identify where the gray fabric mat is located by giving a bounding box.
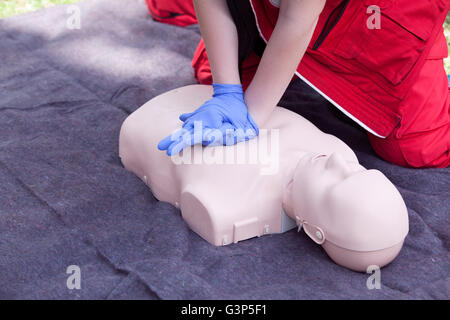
[0,0,448,299]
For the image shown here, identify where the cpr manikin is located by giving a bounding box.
[119,85,409,272]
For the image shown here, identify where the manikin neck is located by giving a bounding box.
[281,150,326,222]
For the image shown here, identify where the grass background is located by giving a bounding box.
[0,0,82,18]
[0,0,449,73]
[445,14,450,73]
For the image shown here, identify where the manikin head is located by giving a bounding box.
[291,152,409,271]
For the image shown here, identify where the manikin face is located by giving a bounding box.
[291,152,408,252]
[293,152,365,213]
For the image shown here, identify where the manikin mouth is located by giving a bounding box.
[312,153,328,161]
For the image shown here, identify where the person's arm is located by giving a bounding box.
[193,0,240,84]
[245,0,325,126]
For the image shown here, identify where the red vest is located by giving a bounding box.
[249,0,449,137]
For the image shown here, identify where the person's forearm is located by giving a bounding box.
[193,0,240,84]
[245,0,325,126]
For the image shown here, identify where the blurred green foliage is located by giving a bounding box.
[444,14,450,74]
[0,0,82,19]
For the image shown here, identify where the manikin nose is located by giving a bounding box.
[325,152,353,176]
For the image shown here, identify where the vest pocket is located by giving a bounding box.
[333,0,444,86]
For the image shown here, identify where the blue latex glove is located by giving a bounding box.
[158,83,259,156]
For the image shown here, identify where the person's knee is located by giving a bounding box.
[368,128,450,168]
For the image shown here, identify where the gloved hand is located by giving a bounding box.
[158,83,259,156]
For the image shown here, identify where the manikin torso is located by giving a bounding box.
[119,85,409,272]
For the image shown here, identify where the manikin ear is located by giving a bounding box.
[302,221,326,245]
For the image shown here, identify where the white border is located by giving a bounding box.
[294,72,385,138]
